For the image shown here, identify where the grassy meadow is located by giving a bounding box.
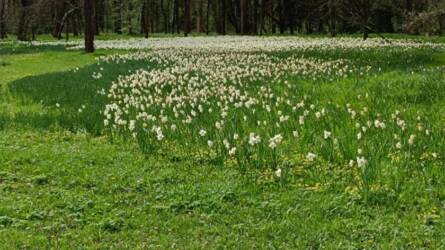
[1,35,445,248]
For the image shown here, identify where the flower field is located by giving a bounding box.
[98,37,444,194]
[1,36,445,248]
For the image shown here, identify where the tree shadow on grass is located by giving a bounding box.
[7,59,152,134]
[0,44,69,56]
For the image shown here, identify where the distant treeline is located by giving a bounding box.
[0,0,444,41]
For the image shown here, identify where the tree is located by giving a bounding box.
[0,0,6,39]
[84,0,95,53]
[17,0,32,41]
[184,0,191,36]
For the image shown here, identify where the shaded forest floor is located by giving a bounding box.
[1,36,445,248]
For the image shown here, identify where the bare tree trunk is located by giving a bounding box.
[0,0,6,39]
[184,0,191,36]
[53,1,66,39]
[128,1,133,35]
[252,0,258,35]
[144,0,150,38]
[114,0,122,34]
[17,0,31,41]
[206,0,211,34]
[240,0,245,34]
[96,0,105,35]
[219,0,226,35]
[173,0,180,33]
[84,0,95,53]
[362,0,370,40]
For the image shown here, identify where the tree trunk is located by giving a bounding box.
[143,0,150,38]
[173,0,179,34]
[240,0,245,34]
[96,0,105,35]
[0,0,6,39]
[252,0,258,35]
[278,0,285,34]
[72,11,79,36]
[114,0,122,34]
[184,0,191,36]
[53,1,66,39]
[206,0,211,34]
[328,0,336,37]
[17,0,31,41]
[219,0,226,35]
[84,0,95,53]
[128,1,133,35]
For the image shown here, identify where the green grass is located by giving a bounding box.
[1,38,445,248]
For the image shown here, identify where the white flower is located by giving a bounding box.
[299,116,305,125]
[215,121,223,130]
[275,168,282,178]
[129,120,136,131]
[349,160,355,167]
[199,129,207,137]
[357,132,362,140]
[408,134,416,145]
[223,139,230,149]
[356,156,368,168]
[432,153,438,159]
[279,115,289,123]
[228,147,237,156]
[306,152,316,162]
[323,130,332,140]
[171,124,177,131]
[396,142,402,149]
[233,133,239,140]
[248,133,261,146]
[292,130,299,138]
[55,103,60,108]
[268,134,283,149]
[207,140,213,148]
[156,131,164,141]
